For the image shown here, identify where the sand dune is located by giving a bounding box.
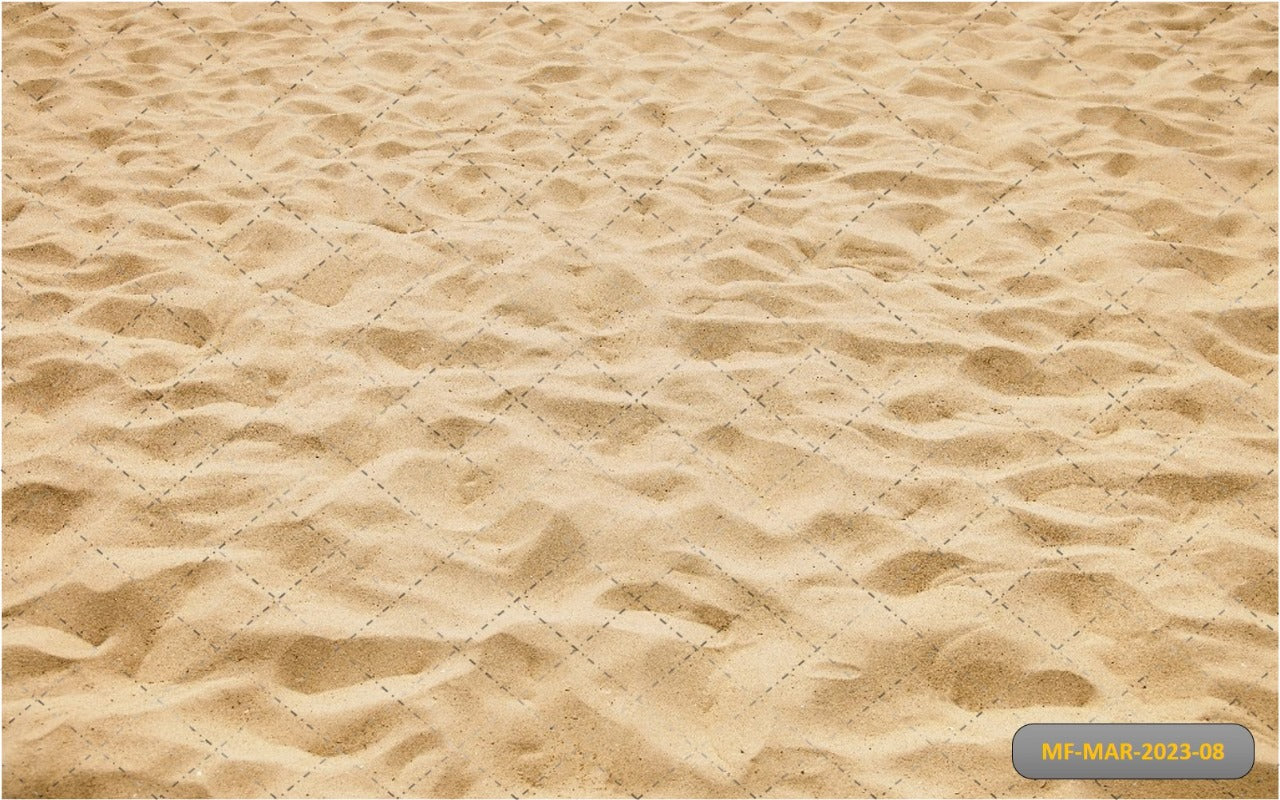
[2,2,1277,797]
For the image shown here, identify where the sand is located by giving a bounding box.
[1,1,1277,797]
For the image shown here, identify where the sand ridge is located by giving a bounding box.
[2,2,1278,797]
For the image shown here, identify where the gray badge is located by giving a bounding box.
[1012,723,1254,780]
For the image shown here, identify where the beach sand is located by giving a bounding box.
[2,2,1277,797]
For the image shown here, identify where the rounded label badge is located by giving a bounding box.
[1012,723,1254,780]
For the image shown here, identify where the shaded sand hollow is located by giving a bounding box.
[2,2,1277,798]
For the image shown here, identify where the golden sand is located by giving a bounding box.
[2,2,1277,797]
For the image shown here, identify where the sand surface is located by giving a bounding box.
[2,2,1278,797]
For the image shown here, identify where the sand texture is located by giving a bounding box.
[2,1,1278,797]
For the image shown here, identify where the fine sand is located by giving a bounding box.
[2,2,1277,797]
